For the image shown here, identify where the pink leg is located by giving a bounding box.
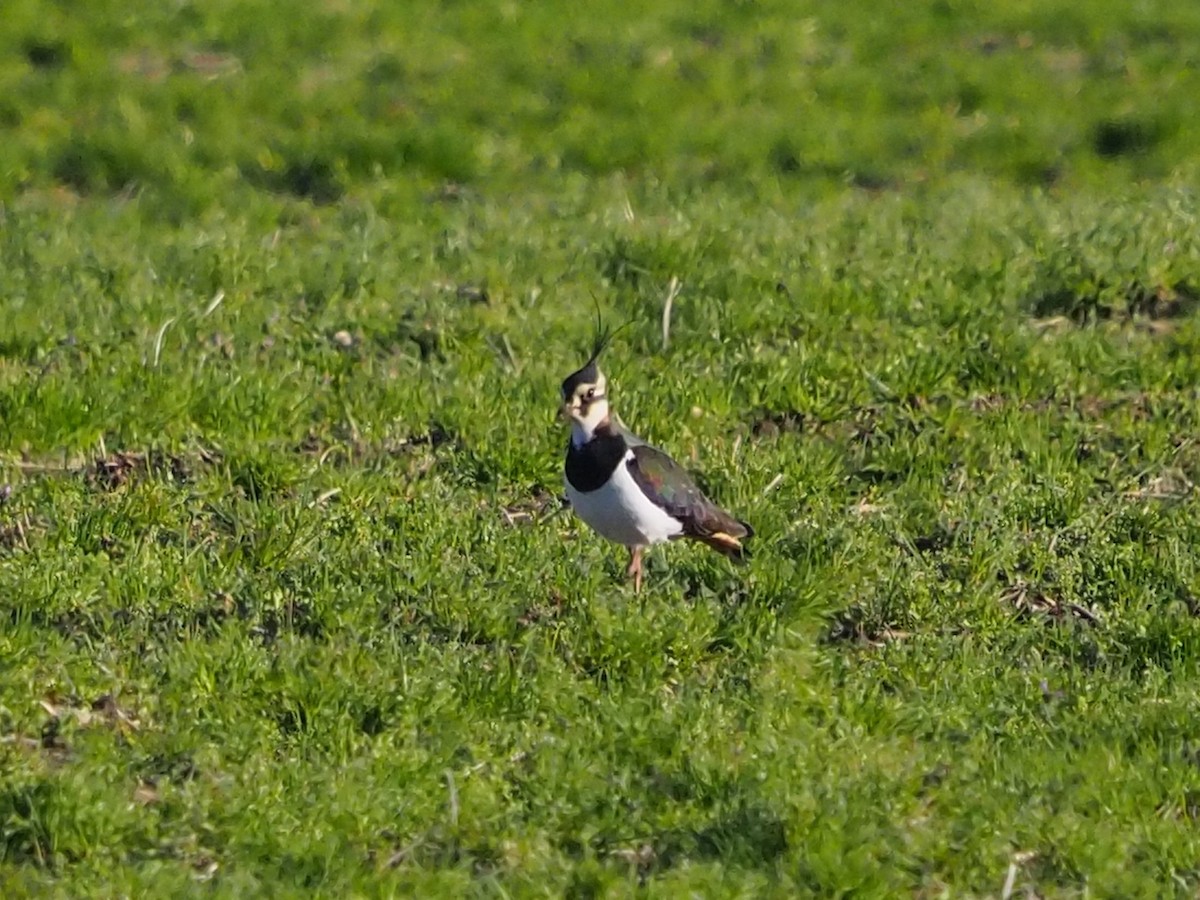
[626,546,643,593]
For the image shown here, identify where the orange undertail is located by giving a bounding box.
[697,530,751,561]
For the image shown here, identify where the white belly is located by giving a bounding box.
[565,451,684,547]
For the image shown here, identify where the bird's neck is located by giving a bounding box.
[571,408,612,447]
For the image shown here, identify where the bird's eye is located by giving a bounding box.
[584,387,596,401]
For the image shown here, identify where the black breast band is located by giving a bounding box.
[565,428,627,492]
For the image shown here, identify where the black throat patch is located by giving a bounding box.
[565,421,627,493]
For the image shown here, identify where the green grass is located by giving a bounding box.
[3,0,1200,895]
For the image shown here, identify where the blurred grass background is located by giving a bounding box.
[3,0,1199,215]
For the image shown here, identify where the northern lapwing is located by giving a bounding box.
[559,332,753,591]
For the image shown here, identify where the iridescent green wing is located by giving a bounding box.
[627,443,747,539]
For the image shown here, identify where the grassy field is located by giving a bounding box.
[3,0,1200,895]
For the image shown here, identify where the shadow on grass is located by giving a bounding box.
[573,801,788,885]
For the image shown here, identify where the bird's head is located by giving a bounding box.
[561,315,625,441]
[560,355,609,436]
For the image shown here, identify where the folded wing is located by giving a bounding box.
[626,443,753,558]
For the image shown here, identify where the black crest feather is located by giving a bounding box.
[560,302,631,397]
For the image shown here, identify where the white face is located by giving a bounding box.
[562,371,610,440]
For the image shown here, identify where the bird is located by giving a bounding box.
[559,329,753,592]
